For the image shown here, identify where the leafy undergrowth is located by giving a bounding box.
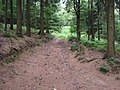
[81,37,107,52]
[52,26,120,52]
[99,57,120,79]
[52,26,71,38]
[67,34,120,77]
[81,36,120,52]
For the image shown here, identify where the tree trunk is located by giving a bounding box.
[107,0,115,57]
[76,0,80,41]
[74,0,81,42]
[100,1,104,39]
[119,0,120,20]
[34,2,37,29]
[45,0,50,34]
[2,0,5,25]
[38,0,44,36]
[10,0,13,30]
[97,0,100,40]
[105,0,109,19]
[26,0,31,37]
[4,0,8,31]
[91,0,94,40]
[16,0,22,37]
[88,0,90,40]
[22,0,25,26]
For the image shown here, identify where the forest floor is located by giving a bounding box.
[0,38,120,90]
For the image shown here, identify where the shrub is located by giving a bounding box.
[70,42,78,51]
[47,34,55,39]
[3,32,14,37]
[99,64,109,73]
[67,35,77,42]
[81,36,107,51]
[107,57,117,65]
[0,23,3,29]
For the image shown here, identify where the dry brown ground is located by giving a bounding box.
[0,38,120,90]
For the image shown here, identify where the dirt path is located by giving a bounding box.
[0,38,120,90]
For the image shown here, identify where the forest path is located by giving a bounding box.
[0,38,120,90]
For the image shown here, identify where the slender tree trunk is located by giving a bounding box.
[10,0,13,30]
[74,0,81,42]
[88,0,90,40]
[73,0,81,42]
[2,0,5,24]
[107,0,115,57]
[91,0,94,40]
[101,1,104,38]
[45,0,50,34]
[34,2,37,29]
[76,0,80,41]
[97,0,100,40]
[22,0,25,26]
[26,0,31,36]
[16,0,22,37]
[38,0,44,36]
[119,0,120,20]
[4,0,8,31]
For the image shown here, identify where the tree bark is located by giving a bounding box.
[4,0,8,31]
[91,0,94,40]
[77,0,80,41]
[97,0,100,40]
[73,0,81,42]
[88,0,90,40]
[107,0,115,57]
[34,2,37,29]
[22,0,25,26]
[45,0,50,34]
[2,0,5,25]
[38,0,44,36]
[16,0,22,37]
[26,0,31,36]
[10,0,14,30]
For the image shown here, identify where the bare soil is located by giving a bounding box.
[0,38,120,90]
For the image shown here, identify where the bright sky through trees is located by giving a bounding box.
[60,0,67,8]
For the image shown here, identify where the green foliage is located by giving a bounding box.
[5,48,19,64]
[22,27,26,32]
[99,64,109,73]
[81,35,107,51]
[70,42,78,51]
[107,57,120,73]
[53,24,120,52]
[30,2,40,29]
[67,34,77,41]
[3,32,14,37]
[52,26,71,38]
[46,34,55,39]
[115,17,120,44]
[0,23,3,29]
[107,57,117,65]
[116,43,120,52]
[69,25,75,34]
[44,3,61,32]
